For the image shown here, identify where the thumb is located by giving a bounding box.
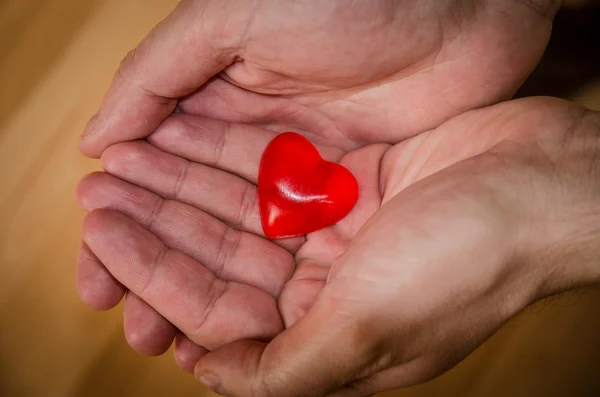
[194,287,391,397]
[79,0,243,158]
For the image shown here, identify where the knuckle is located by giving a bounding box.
[214,226,241,277]
[211,121,228,166]
[236,182,257,229]
[138,245,167,297]
[173,159,190,200]
[146,196,165,231]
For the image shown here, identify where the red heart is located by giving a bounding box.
[258,132,359,239]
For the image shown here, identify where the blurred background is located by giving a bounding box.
[1,1,599,396]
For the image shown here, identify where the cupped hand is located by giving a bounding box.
[79,0,557,157]
[190,97,600,397]
[77,0,562,375]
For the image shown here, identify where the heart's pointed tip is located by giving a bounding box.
[265,231,305,240]
[261,219,299,240]
[262,217,306,239]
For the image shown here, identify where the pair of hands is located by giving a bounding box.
[77,1,600,396]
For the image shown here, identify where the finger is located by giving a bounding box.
[123,291,176,356]
[277,260,329,328]
[102,140,302,251]
[101,140,263,234]
[78,240,176,357]
[78,172,294,297]
[82,209,283,349]
[194,286,390,397]
[174,333,209,374]
[78,1,242,158]
[76,242,125,310]
[147,113,344,184]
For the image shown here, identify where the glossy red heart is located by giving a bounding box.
[258,132,359,239]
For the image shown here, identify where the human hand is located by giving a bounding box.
[190,97,600,397]
[78,0,557,157]
[76,75,390,370]
[77,0,561,375]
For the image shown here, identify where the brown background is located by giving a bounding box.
[1,1,599,396]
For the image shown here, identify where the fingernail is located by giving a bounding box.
[197,371,221,393]
[80,111,100,140]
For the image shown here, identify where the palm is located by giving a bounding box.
[209,0,551,142]
[78,0,556,371]
[180,80,535,328]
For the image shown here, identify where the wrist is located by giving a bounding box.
[519,104,600,298]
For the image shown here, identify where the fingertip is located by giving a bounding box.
[100,141,145,176]
[278,278,324,328]
[145,113,191,149]
[81,209,134,254]
[123,292,176,356]
[195,340,267,396]
[99,143,120,174]
[76,172,105,210]
[174,333,208,374]
[76,242,126,310]
[78,111,102,158]
[81,209,105,244]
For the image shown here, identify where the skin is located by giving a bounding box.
[75,0,600,395]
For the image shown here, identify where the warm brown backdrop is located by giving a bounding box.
[1,1,599,396]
